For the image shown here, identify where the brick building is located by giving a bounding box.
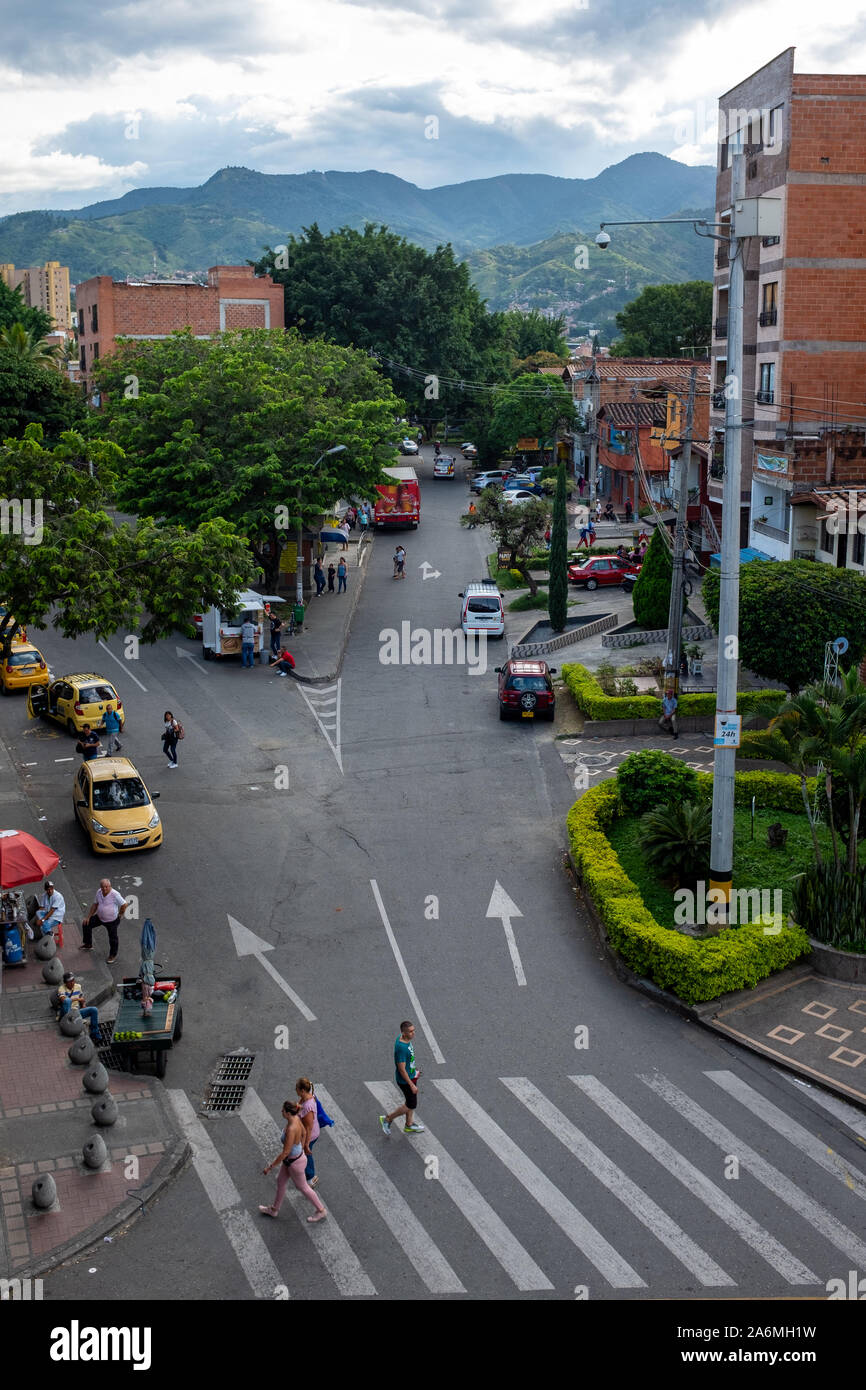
[710,49,866,570]
[75,265,285,392]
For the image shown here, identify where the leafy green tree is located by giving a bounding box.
[548,461,568,631]
[95,328,404,589]
[0,322,62,366]
[487,373,574,457]
[701,560,866,693]
[461,488,551,595]
[0,425,256,645]
[0,350,86,443]
[500,309,568,360]
[632,527,672,629]
[0,280,53,339]
[610,282,712,357]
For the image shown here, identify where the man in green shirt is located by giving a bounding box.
[379,1020,425,1135]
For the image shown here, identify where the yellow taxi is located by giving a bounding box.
[73,756,162,854]
[28,673,124,736]
[0,642,49,695]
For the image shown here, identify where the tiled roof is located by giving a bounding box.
[571,358,711,383]
[599,401,666,428]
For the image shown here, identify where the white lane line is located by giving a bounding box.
[434,1079,644,1289]
[366,1081,552,1292]
[369,879,444,1064]
[643,1071,866,1270]
[22,761,38,766]
[707,1070,866,1199]
[257,950,317,1022]
[167,1089,284,1299]
[240,1087,376,1297]
[780,1071,866,1144]
[572,1076,816,1285]
[315,1086,465,1294]
[502,1077,733,1287]
[54,757,74,763]
[97,638,148,692]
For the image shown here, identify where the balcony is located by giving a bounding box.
[756,390,775,405]
[711,390,726,410]
[758,309,778,327]
[752,518,789,543]
[714,317,728,338]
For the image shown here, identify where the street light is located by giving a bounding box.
[296,445,347,606]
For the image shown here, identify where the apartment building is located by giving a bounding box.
[710,48,866,571]
[75,265,285,393]
[0,260,73,331]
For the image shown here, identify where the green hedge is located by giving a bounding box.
[567,777,810,1004]
[561,663,784,721]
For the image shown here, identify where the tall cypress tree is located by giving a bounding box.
[548,460,568,632]
[632,526,673,629]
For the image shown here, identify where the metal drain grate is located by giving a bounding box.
[203,1052,256,1113]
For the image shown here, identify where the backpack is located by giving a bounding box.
[315,1095,334,1129]
[175,722,185,740]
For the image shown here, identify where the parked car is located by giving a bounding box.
[469,469,514,494]
[494,658,557,722]
[28,673,124,735]
[461,442,478,459]
[504,476,546,495]
[73,755,162,855]
[0,642,49,696]
[400,438,419,455]
[459,581,505,639]
[503,490,546,506]
[567,555,642,591]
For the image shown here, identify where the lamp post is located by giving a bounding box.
[296,445,347,606]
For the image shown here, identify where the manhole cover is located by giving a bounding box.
[203,1051,256,1113]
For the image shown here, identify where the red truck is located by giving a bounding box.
[374,466,420,529]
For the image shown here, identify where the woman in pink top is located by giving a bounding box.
[296,1077,321,1187]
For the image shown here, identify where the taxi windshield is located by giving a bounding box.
[7,650,37,666]
[92,778,148,811]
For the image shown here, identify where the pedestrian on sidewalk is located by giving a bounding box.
[241,617,256,668]
[76,724,101,761]
[314,559,326,595]
[269,648,296,678]
[296,1078,321,1186]
[337,557,348,593]
[34,879,65,939]
[467,503,477,529]
[82,877,130,964]
[577,475,586,497]
[393,545,406,580]
[162,711,180,767]
[595,499,602,522]
[269,609,283,656]
[379,1020,425,1135]
[56,971,101,1042]
[260,1099,327,1222]
[103,706,122,754]
[327,563,336,592]
[659,688,679,740]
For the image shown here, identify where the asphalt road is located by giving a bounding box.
[6,448,866,1304]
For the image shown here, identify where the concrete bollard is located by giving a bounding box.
[59,1008,84,1037]
[32,1174,58,1210]
[34,933,57,960]
[49,986,63,1009]
[68,1033,96,1065]
[82,1061,109,1094]
[91,1093,118,1127]
[42,956,64,985]
[82,1135,108,1170]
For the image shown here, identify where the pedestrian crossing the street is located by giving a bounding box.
[174,1069,866,1300]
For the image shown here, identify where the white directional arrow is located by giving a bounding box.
[485,881,526,986]
[175,646,210,675]
[418,561,442,580]
[228,915,316,1020]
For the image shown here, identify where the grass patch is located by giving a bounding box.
[508,590,549,612]
[607,806,835,927]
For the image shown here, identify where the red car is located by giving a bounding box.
[567,555,642,591]
[494,658,557,722]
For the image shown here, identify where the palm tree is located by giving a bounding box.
[638,798,711,887]
[0,322,62,368]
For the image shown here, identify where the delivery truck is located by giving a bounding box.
[374,466,420,529]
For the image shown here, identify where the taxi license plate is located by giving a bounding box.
[521,710,534,719]
[122,836,140,846]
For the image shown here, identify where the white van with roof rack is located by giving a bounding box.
[458,580,505,639]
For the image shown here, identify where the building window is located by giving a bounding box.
[757,362,775,405]
[854,530,866,567]
[92,342,99,361]
[762,235,780,248]
[766,104,783,149]
[79,346,86,371]
[91,304,98,333]
[759,283,778,328]
[819,519,833,554]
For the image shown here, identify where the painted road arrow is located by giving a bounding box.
[485,881,526,986]
[175,646,210,675]
[418,561,442,580]
[228,915,316,1020]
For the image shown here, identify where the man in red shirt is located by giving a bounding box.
[269,649,296,678]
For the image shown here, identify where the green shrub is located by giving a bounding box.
[561,664,784,723]
[617,749,699,814]
[638,799,711,885]
[791,862,866,952]
[566,779,811,1004]
[508,590,549,612]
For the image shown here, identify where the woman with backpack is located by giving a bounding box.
[296,1077,321,1186]
[162,710,182,768]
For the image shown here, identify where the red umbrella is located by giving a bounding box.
[0,830,60,888]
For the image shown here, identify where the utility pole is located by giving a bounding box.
[663,367,698,697]
[709,149,746,917]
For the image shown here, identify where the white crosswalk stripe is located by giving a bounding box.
[780,1071,866,1143]
[502,1077,734,1287]
[642,1071,866,1270]
[297,680,342,771]
[572,1075,817,1284]
[315,1085,466,1293]
[707,1070,866,1200]
[434,1078,646,1288]
[366,1082,553,1292]
[240,1088,377,1297]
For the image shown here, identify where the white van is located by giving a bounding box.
[459,581,505,639]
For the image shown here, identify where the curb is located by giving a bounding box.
[291,534,374,685]
[14,1083,192,1280]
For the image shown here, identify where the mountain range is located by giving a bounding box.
[0,154,716,333]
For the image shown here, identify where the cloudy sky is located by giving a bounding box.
[2,0,865,213]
